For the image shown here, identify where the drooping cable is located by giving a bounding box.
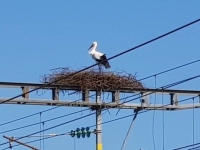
[0,18,199,107]
[0,74,199,148]
[1,68,200,149]
[1,58,199,135]
[2,96,198,150]
[0,19,199,150]
[74,136,76,150]
[0,108,90,135]
[120,110,138,150]
[0,112,95,147]
[1,58,199,130]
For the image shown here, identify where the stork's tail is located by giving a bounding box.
[105,61,111,69]
[100,54,111,69]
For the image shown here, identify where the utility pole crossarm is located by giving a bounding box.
[0,82,200,111]
[3,135,39,150]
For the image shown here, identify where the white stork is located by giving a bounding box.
[88,42,111,70]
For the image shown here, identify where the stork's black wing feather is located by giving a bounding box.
[100,54,111,69]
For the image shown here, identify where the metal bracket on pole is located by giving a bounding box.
[141,92,149,109]
[52,88,59,100]
[21,87,29,99]
[82,90,89,102]
[3,135,39,150]
[170,93,178,106]
[199,95,200,103]
[8,137,13,149]
[112,90,120,103]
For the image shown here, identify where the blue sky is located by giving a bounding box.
[0,1,200,150]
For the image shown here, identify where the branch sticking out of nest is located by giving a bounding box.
[41,68,144,92]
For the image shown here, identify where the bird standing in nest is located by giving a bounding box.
[88,41,111,72]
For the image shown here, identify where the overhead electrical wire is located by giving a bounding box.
[0,93,97,128]
[173,142,200,150]
[0,60,199,150]
[1,74,200,148]
[188,145,200,150]
[1,60,200,135]
[120,110,139,150]
[0,59,199,138]
[0,112,95,147]
[1,132,68,150]
[3,95,198,150]
[0,18,200,149]
[0,18,199,106]
[0,108,90,135]
[0,58,199,128]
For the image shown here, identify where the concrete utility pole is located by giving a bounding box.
[96,91,103,150]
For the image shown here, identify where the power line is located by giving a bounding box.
[1,58,199,130]
[0,64,200,144]
[0,18,199,148]
[0,112,95,147]
[106,18,200,62]
[117,74,200,106]
[0,108,90,135]
[188,145,200,150]
[173,142,200,150]
[2,132,68,150]
[1,74,199,148]
[0,18,199,106]
[139,59,200,81]
[0,106,60,127]
[120,110,138,150]
[3,96,198,150]
[0,66,199,135]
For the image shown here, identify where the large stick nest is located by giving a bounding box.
[41,67,145,91]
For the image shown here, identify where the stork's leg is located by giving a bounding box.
[98,65,103,74]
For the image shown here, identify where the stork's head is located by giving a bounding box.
[88,41,97,52]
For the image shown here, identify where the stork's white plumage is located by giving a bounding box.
[88,42,111,69]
